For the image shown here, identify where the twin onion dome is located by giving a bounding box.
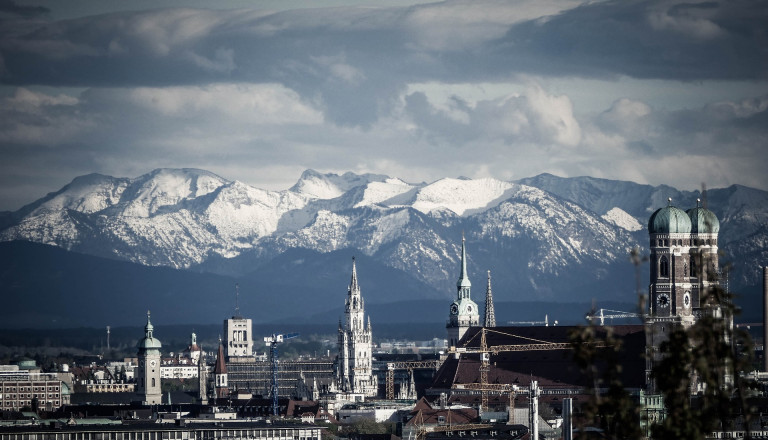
[648,198,720,234]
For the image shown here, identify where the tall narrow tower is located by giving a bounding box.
[136,311,162,405]
[484,270,497,328]
[214,340,229,399]
[447,235,480,347]
[224,285,253,358]
[337,258,377,396]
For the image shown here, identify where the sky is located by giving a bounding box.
[0,0,767,212]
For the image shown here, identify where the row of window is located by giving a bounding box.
[654,238,717,247]
[1,386,59,392]
[657,256,703,278]
[2,394,60,399]
[3,400,60,406]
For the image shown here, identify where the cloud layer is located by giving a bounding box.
[0,0,767,210]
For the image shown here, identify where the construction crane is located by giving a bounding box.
[507,315,555,326]
[585,308,642,326]
[264,332,299,416]
[450,327,601,413]
[385,360,442,400]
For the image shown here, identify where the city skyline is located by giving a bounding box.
[1,0,767,212]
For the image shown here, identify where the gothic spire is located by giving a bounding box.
[484,270,496,327]
[349,257,360,293]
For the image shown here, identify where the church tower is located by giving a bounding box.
[484,270,497,328]
[337,258,377,396]
[136,311,162,405]
[213,341,229,399]
[645,198,722,389]
[447,235,480,347]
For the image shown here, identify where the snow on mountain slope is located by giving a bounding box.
[204,181,308,243]
[354,178,418,208]
[289,169,390,199]
[410,177,519,216]
[22,173,130,216]
[602,207,643,231]
[106,168,230,218]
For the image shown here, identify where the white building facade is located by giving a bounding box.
[337,258,378,397]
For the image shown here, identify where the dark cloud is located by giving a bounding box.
[486,0,768,80]
[1,1,765,128]
[0,0,48,18]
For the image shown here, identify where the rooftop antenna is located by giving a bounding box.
[106,326,110,351]
[234,283,240,318]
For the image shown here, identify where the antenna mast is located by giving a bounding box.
[235,283,240,317]
[106,326,110,351]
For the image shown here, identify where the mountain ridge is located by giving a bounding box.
[1,168,766,325]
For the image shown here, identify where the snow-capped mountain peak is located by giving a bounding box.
[409,177,520,216]
[113,168,230,218]
[289,169,390,200]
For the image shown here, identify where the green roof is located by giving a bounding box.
[648,205,691,234]
[687,207,720,234]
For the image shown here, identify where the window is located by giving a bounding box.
[690,257,697,277]
[152,378,156,387]
[659,257,669,277]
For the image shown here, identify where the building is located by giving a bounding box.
[446,235,480,347]
[135,311,162,405]
[645,198,723,390]
[71,365,135,393]
[213,342,229,399]
[0,369,67,411]
[0,420,324,440]
[336,258,378,397]
[183,332,203,364]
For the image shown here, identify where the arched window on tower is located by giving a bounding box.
[690,256,697,277]
[660,257,669,278]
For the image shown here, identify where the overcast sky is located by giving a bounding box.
[1,0,767,211]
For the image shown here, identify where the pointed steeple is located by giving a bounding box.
[214,341,227,375]
[457,233,471,298]
[349,256,360,293]
[484,270,496,327]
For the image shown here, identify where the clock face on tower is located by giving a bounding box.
[657,293,670,308]
[466,305,472,313]
[150,360,156,368]
[684,292,691,308]
[450,304,458,315]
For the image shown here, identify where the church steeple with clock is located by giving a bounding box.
[136,311,162,405]
[447,235,480,347]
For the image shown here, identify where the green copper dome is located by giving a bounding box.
[648,204,691,234]
[687,206,720,234]
[137,312,162,351]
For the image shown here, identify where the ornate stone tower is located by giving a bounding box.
[484,270,497,328]
[136,311,162,405]
[447,235,480,347]
[337,258,377,396]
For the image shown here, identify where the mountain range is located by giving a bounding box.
[2,168,767,329]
